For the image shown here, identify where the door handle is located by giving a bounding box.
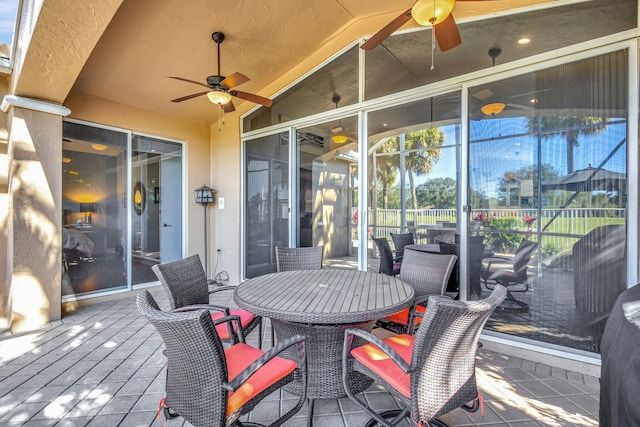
[163,223,172,227]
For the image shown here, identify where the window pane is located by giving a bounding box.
[243,46,358,132]
[365,0,636,100]
[367,93,461,274]
[62,123,128,296]
[296,116,358,268]
[469,50,628,353]
[245,132,290,278]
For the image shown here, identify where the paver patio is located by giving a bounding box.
[0,286,600,426]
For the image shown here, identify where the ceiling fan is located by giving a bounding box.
[361,0,496,53]
[168,31,273,113]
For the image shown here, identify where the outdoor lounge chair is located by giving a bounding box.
[376,249,457,334]
[373,237,402,276]
[481,239,537,311]
[152,254,264,348]
[342,285,506,427]
[136,290,307,427]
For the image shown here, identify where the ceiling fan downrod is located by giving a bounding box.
[212,31,225,77]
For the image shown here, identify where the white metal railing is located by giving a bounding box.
[362,207,625,241]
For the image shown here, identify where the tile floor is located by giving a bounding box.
[0,286,600,426]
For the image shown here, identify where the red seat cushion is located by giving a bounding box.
[211,310,256,339]
[225,343,297,416]
[384,305,426,327]
[350,334,414,398]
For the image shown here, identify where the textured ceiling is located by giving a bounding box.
[70,0,568,125]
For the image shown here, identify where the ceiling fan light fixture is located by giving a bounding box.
[411,0,455,26]
[332,134,349,144]
[207,90,232,105]
[481,102,506,116]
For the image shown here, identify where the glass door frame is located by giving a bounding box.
[62,118,188,301]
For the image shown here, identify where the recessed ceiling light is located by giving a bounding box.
[530,98,537,103]
[382,123,388,127]
[518,37,531,45]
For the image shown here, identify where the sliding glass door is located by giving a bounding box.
[468,50,628,352]
[244,132,290,278]
[62,122,184,297]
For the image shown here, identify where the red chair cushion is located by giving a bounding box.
[211,310,256,339]
[384,305,426,326]
[225,343,297,416]
[350,334,414,398]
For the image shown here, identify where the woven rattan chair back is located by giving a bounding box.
[136,291,228,426]
[275,246,323,272]
[409,285,507,421]
[390,232,415,260]
[399,249,457,299]
[152,254,209,309]
[372,237,397,276]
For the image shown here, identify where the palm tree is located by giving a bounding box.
[402,128,445,210]
[374,139,399,208]
[526,116,607,173]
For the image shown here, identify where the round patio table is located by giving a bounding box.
[234,268,414,399]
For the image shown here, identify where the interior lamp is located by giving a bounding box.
[411,0,455,26]
[91,143,108,151]
[481,102,506,116]
[79,202,97,225]
[331,134,348,144]
[207,90,232,106]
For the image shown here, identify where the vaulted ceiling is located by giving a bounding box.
[69,0,560,125]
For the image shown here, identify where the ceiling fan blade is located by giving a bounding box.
[360,8,412,51]
[230,90,273,107]
[223,100,236,113]
[168,76,210,89]
[434,13,461,52]
[171,91,209,102]
[221,72,250,89]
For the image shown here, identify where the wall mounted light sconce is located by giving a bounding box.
[195,184,216,279]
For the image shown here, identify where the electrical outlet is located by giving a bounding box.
[218,197,225,209]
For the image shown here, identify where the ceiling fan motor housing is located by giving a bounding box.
[206,75,226,89]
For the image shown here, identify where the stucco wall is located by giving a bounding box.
[65,91,211,262]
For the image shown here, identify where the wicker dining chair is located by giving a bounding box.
[376,249,457,334]
[271,246,323,344]
[275,246,323,272]
[342,285,507,427]
[152,254,264,348]
[137,291,307,427]
[390,232,415,261]
[372,237,402,276]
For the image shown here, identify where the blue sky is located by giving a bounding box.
[0,0,18,46]
[404,117,627,198]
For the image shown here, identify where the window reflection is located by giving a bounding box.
[469,50,628,353]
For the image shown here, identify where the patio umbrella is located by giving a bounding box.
[542,166,626,193]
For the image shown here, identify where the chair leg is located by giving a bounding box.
[363,408,410,427]
[257,318,263,349]
[270,322,275,346]
[307,398,315,427]
[497,290,529,312]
